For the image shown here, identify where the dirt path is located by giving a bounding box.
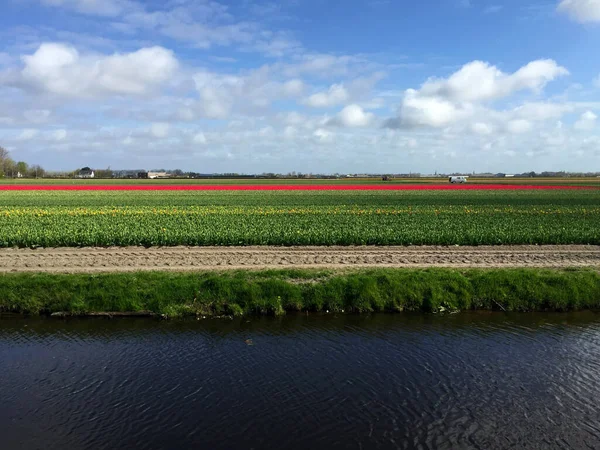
[0,246,599,273]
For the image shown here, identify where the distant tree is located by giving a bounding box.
[172,169,184,177]
[16,161,28,176]
[28,165,45,178]
[3,158,16,177]
[95,166,113,178]
[0,146,10,177]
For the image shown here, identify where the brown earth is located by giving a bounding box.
[0,246,599,273]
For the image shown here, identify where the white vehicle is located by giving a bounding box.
[448,176,468,184]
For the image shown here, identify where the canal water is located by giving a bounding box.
[2,312,600,450]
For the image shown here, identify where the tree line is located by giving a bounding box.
[2,145,600,179]
[0,146,45,178]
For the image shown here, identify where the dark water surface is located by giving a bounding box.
[2,312,600,450]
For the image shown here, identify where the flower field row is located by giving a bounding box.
[0,190,598,247]
[0,184,596,191]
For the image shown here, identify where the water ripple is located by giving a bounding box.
[2,312,600,449]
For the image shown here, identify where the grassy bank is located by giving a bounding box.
[1,268,599,317]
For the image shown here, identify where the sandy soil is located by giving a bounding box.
[0,246,599,273]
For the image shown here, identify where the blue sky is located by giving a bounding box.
[1,0,600,173]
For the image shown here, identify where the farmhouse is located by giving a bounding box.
[147,171,171,179]
[78,167,95,178]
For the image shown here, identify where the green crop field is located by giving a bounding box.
[0,190,598,247]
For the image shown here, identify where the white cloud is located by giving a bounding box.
[53,129,67,141]
[193,132,207,144]
[594,74,600,88]
[395,137,419,148]
[282,79,305,97]
[283,126,297,139]
[419,60,568,103]
[192,69,307,119]
[314,128,334,142]
[19,43,178,97]
[574,110,598,130]
[40,0,300,56]
[40,0,131,16]
[506,119,533,134]
[17,129,39,140]
[558,0,600,23]
[150,122,170,138]
[329,104,374,127]
[259,126,274,136]
[471,122,493,135]
[511,102,575,121]
[387,59,568,129]
[178,108,195,121]
[397,89,474,127]
[193,71,239,118]
[119,2,299,56]
[304,84,349,108]
[280,112,306,126]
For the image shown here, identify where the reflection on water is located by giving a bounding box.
[2,312,600,450]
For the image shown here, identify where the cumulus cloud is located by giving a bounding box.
[193,71,241,118]
[386,59,568,129]
[193,69,307,119]
[506,119,533,134]
[18,43,178,97]
[574,111,598,130]
[395,89,475,128]
[558,0,600,23]
[304,84,349,108]
[328,104,374,127]
[419,60,568,103]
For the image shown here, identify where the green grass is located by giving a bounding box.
[0,190,599,246]
[1,269,599,317]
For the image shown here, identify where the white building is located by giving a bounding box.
[147,171,170,179]
[78,168,95,178]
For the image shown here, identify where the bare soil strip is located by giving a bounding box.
[0,246,599,273]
